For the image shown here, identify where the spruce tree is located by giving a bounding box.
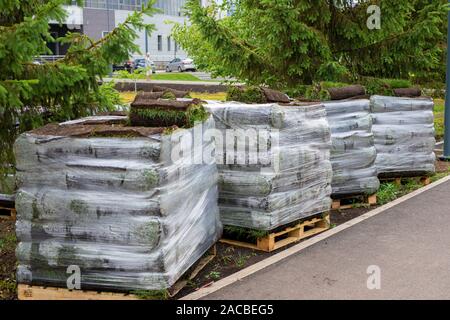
[173,0,448,88]
[0,0,157,184]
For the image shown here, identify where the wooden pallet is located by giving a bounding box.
[220,214,330,253]
[0,206,16,220]
[18,246,216,300]
[380,176,431,186]
[168,245,217,297]
[18,284,139,300]
[331,194,377,210]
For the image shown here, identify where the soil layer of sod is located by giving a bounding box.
[2,160,450,300]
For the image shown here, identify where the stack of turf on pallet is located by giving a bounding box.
[14,94,222,291]
[370,95,436,176]
[206,100,333,231]
[324,99,380,196]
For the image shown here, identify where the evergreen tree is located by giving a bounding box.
[173,0,448,88]
[0,0,157,182]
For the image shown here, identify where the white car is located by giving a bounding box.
[166,58,196,72]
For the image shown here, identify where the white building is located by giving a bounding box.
[49,1,189,67]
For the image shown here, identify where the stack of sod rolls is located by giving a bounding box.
[324,100,380,196]
[206,101,333,231]
[14,114,222,291]
[370,95,436,176]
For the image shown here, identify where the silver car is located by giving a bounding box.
[133,58,156,74]
[165,58,196,72]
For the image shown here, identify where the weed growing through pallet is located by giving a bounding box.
[377,178,430,206]
[224,226,269,242]
[377,183,400,205]
[131,289,170,300]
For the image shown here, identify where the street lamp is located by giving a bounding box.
[107,0,113,77]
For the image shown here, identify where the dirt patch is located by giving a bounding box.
[435,160,450,173]
[31,123,167,138]
[0,219,17,300]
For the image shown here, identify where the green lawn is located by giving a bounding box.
[434,98,444,141]
[150,73,202,81]
[113,70,203,82]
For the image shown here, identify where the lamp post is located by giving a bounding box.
[107,0,113,77]
[440,1,450,161]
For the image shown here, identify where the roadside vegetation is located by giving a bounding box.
[113,70,203,82]
[434,98,445,141]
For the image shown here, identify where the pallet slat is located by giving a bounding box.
[18,284,138,300]
[380,176,431,186]
[220,213,330,253]
[0,206,16,220]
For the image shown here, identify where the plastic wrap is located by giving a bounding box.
[14,116,222,291]
[370,95,436,175]
[324,99,380,196]
[205,101,332,231]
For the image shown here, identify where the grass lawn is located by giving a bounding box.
[190,92,227,101]
[120,91,137,104]
[434,98,444,141]
[113,71,203,82]
[119,91,227,104]
[150,73,202,81]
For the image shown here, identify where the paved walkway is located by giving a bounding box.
[202,179,450,300]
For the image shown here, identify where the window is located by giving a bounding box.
[102,31,110,38]
[157,35,162,51]
[167,36,171,52]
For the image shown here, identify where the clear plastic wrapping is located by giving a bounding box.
[205,101,332,231]
[324,99,380,196]
[14,116,222,291]
[370,95,436,175]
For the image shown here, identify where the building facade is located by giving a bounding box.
[48,1,189,67]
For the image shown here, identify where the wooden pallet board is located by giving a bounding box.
[18,246,216,300]
[168,245,216,297]
[380,176,431,186]
[220,214,330,253]
[0,206,16,220]
[18,284,139,300]
[331,194,377,210]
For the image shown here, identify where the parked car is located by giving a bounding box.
[112,60,134,73]
[133,58,156,74]
[165,58,196,72]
